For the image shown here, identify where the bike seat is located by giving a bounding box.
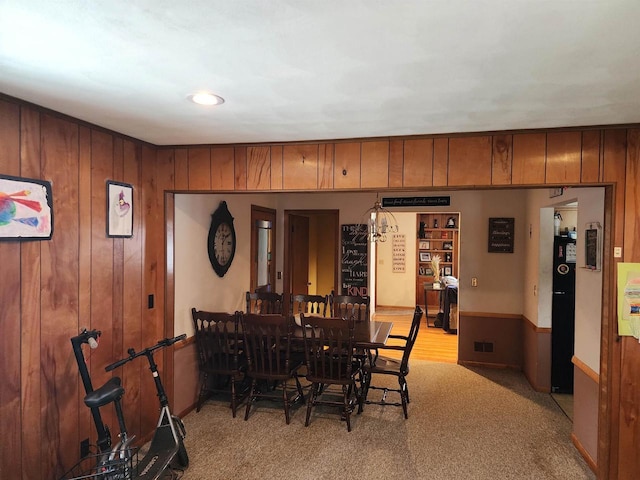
[84,376,124,408]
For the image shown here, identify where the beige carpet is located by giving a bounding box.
[176,361,595,480]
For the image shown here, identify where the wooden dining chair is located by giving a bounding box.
[330,293,370,322]
[191,308,247,417]
[240,313,305,424]
[290,293,329,317]
[301,314,363,432]
[245,291,284,314]
[362,305,423,419]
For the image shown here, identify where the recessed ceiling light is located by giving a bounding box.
[189,93,225,106]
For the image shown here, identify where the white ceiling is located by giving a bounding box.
[1,1,639,146]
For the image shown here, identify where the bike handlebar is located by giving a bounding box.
[105,334,187,372]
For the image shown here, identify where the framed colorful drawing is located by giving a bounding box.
[0,174,53,240]
[107,180,133,238]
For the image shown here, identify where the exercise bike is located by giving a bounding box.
[69,329,189,479]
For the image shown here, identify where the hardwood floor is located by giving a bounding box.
[373,309,458,363]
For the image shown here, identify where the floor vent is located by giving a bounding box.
[474,341,494,353]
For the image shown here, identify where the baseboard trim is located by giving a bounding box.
[523,368,550,392]
[177,403,197,419]
[461,311,522,319]
[571,432,597,474]
[459,360,521,370]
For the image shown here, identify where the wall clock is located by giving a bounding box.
[208,201,236,277]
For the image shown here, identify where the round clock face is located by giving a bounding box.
[208,201,236,277]
[214,222,234,266]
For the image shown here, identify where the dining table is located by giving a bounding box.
[292,319,394,349]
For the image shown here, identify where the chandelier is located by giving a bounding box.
[362,196,399,242]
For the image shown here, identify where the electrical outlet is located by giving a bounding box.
[471,277,478,287]
[614,247,622,258]
[80,438,90,458]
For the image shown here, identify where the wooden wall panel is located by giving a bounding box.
[121,139,143,440]
[247,146,271,190]
[20,107,43,480]
[361,140,389,188]
[0,98,22,479]
[513,133,546,184]
[389,139,404,188]
[76,126,92,467]
[581,131,601,183]
[618,128,640,479]
[334,142,360,189]
[174,148,188,190]
[234,147,247,190]
[211,147,235,190]
[282,144,318,190]
[141,144,166,436]
[492,134,513,185]
[88,130,116,445]
[546,131,582,184]
[318,143,334,189]
[448,136,492,186]
[601,128,627,480]
[403,139,433,187]
[40,115,80,477]
[187,147,211,190]
[270,145,283,190]
[433,138,448,187]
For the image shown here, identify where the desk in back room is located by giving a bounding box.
[423,283,458,332]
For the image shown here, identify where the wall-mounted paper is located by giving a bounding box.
[617,263,640,341]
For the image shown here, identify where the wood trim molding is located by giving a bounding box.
[174,335,195,350]
[459,360,521,370]
[572,432,598,474]
[461,311,522,320]
[572,355,600,384]
[522,315,552,333]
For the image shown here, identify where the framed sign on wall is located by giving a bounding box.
[488,217,514,253]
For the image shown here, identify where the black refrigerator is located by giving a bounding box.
[551,236,577,393]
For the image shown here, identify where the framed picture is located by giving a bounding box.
[0,174,53,240]
[107,180,133,238]
[419,240,430,250]
[418,266,434,276]
[419,252,431,262]
[444,266,452,276]
[488,217,514,253]
[443,241,453,250]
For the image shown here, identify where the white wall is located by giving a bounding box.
[523,187,604,373]
[174,193,276,336]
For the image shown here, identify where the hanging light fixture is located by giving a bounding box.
[361,195,399,242]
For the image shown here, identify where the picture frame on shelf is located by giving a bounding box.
[419,240,430,250]
[419,252,431,262]
[418,266,434,276]
[443,241,453,250]
[444,266,452,276]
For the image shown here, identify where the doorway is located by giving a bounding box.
[283,210,339,304]
[250,205,276,293]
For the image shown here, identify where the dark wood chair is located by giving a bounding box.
[240,313,305,424]
[246,291,284,314]
[363,305,423,419]
[191,308,247,417]
[290,293,329,317]
[301,314,363,432]
[330,293,370,322]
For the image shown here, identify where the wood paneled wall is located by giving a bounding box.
[1,93,639,479]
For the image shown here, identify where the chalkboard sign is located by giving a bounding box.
[585,228,599,270]
[341,224,368,296]
[488,217,515,253]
